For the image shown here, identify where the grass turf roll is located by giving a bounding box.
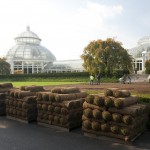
[60,117,68,125]
[61,107,68,115]
[120,128,130,136]
[93,95,104,107]
[17,101,22,108]
[55,94,76,102]
[102,111,112,121]
[91,121,100,131]
[75,92,87,99]
[110,125,120,134]
[86,95,94,104]
[83,108,93,118]
[48,115,54,121]
[0,83,13,88]
[108,104,140,117]
[92,109,102,119]
[114,96,138,109]
[104,96,114,107]
[83,101,105,111]
[22,96,37,103]
[104,88,118,96]
[25,86,44,92]
[18,91,35,99]
[53,116,60,124]
[113,90,131,98]
[43,113,48,120]
[54,106,61,114]
[48,105,54,113]
[60,87,80,94]
[22,102,28,109]
[42,104,48,111]
[112,113,122,123]
[51,88,62,94]
[83,120,92,129]
[122,115,133,125]
[37,104,42,110]
[101,123,110,132]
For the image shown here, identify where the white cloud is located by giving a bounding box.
[0,0,124,60]
[79,2,123,19]
[47,2,124,60]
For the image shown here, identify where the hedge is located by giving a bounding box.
[0,72,89,81]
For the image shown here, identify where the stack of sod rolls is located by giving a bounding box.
[5,85,44,122]
[36,87,87,129]
[0,93,6,115]
[0,83,13,93]
[36,91,56,124]
[82,88,148,142]
[0,83,13,115]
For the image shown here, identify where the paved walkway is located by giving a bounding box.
[0,116,150,150]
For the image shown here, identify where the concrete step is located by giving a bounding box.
[130,74,149,82]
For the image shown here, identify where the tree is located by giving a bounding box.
[145,60,150,74]
[0,57,10,75]
[81,38,133,76]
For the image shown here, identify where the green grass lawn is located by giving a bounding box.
[7,81,85,88]
[1,81,150,102]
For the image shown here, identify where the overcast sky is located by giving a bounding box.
[0,0,150,60]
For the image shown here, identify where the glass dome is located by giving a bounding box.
[6,26,56,74]
[129,36,150,58]
[137,36,150,46]
[15,26,41,45]
[6,44,56,60]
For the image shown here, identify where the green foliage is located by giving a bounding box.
[0,57,10,75]
[81,38,133,76]
[145,60,150,74]
[112,69,129,78]
[0,72,118,83]
[0,72,89,81]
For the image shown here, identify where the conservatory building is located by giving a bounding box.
[6,26,56,74]
[42,59,84,73]
[128,36,150,74]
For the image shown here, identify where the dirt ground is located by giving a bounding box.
[44,82,150,94]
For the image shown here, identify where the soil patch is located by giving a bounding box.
[44,82,150,94]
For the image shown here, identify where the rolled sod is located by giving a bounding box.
[112,113,122,123]
[83,120,92,129]
[93,95,104,107]
[83,108,93,118]
[113,90,131,98]
[113,96,138,109]
[102,111,112,121]
[110,125,120,134]
[86,95,94,104]
[92,109,102,119]
[101,123,110,132]
[91,121,100,131]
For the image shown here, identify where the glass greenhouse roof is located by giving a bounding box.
[52,59,84,70]
[6,26,56,62]
[128,36,150,58]
[6,44,56,61]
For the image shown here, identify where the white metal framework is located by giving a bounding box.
[43,59,84,73]
[6,26,56,74]
[128,36,150,74]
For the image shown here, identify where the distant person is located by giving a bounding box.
[90,75,94,85]
[96,73,101,85]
